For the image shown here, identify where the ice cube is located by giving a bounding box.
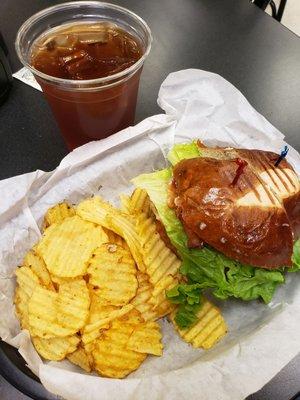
[108,60,135,75]
[123,37,140,57]
[45,40,56,51]
[42,33,78,52]
[76,31,109,44]
[60,50,88,65]
[62,52,94,79]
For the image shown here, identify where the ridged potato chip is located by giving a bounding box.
[14,286,30,330]
[15,266,42,330]
[32,335,80,361]
[148,274,177,315]
[28,282,89,338]
[76,197,114,230]
[82,302,133,346]
[28,286,74,338]
[127,321,163,356]
[88,244,138,306]
[130,272,173,321]
[148,294,176,320]
[37,215,108,277]
[136,211,180,315]
[119,194,131,213]
[43,202,75,230]
[15,266,40,298]
[67,346,93,372]
[77,197,146,272]
[137,212,181,287]
[170,298,227,349]
[109,213,146,273]
[50,275,77,286]
[92,309,146,378]
[81,293,117,346]
[124,189,180,318]
[103,227,128,249]
[23,249,54,290]
[56,279,90,332]
[128,188,151,215]
[130,272,157,321]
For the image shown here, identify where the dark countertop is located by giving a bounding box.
[0,0,299,399]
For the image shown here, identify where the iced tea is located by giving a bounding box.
[29,22,144,149]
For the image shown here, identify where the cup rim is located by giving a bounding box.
[15,1,152,86]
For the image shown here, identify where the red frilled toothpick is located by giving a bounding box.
[231,158,248,186]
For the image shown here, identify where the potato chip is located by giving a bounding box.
[170,298,227,349]
[37,215,108,277]
[77,196,146,272]
[14,286,30,330]
[28,283,89,338]
[32,335,80,361]
[76,197,114,231]
[136,211,181,312]
[128,188,151,215]
[119,194,131,214]
[56,279,90,332]
[122,189,181,318]
[15,266,40,298]
[130,272,156,321]
[148,274,177,316]
[92,309,146,378]
[88,292,119,323]
[137,212,181,285]
[14,265,42,330]
[88,244,138,306]
[82,303,133,346]
[108,212,146,273]
[50,274,77,286]
[127,321,163,356]
[67,346,93,372]
[148,294,176,320]
[43,202,75,230]
[103,227,128,250]
[28,286,74,338]
[23,249,54,290]
[81,292,116,347]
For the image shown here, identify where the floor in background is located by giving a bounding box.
[266,0,300,36]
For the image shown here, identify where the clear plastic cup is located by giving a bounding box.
[15,1,152,150]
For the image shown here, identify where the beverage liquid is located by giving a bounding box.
[30,22,144,149]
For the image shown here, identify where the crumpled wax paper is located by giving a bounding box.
[1,69,299,400]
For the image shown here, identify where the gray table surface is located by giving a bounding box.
[0,0,300,399]
[0,375,31,400]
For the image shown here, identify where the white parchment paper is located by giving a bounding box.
[1,69,300,400]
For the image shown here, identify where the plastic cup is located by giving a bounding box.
[15,1,152,150]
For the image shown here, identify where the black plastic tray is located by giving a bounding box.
[0,341,57,400]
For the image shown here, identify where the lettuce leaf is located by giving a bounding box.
[174,303,202,329]
[290,240,300,272]
[166,283,202,305]
[166,283,203,328]
[132,142,299,328]
[167,142,200,165]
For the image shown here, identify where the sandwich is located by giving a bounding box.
[132,141,300,328]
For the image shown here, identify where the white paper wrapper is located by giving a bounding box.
[1,69,300,400]
[13,67,42,91]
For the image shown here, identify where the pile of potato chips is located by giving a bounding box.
[14,190,227,378]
